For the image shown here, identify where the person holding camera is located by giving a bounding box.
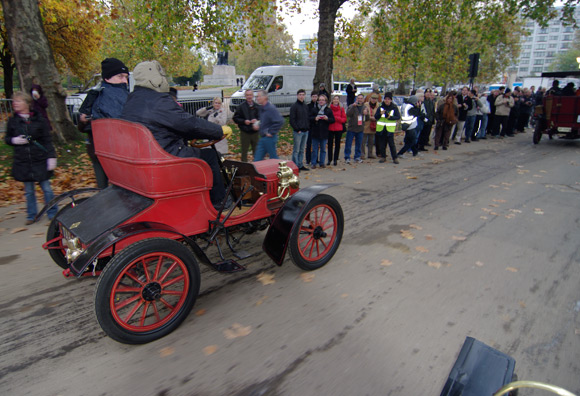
[196,97,228,154]
[5,92,58,225]
[492,88,514,138]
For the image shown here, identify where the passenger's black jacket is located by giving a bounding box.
[232,101,260,134]
[121,86,223,158]
[5,113,55,182]
[289,99,310,132]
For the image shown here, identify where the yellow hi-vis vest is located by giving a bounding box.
[376,111,397,133]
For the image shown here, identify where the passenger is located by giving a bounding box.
[561,82,575,96]
[121,60,231,210]
[78,57,130,189]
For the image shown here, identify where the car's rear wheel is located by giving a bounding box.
[94,238,200,344]
[45,198,88,269]
[533,119,543,144]
[289,194,343,271]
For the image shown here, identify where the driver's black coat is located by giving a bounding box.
[121,86,223,158]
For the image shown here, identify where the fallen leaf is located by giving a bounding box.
[223,323,252,339]
[482,208,492,213]
[400,230,415,240]
[510,209,522,213]
[428,261,442,269]
[489,204,499,208]
[519,301,526,308]
[340,293,349,298]
[490,212,499,216]
[462,202,473,206]
[195,309,206,316]
[425,235,433,240]
[489,184,499,188]
[533,208,544,215]
[505,214,516,219]
[406,176,418,179]
[452,236,467,241]
[501,182,512,186]
[526,181,535,184]
[257,272,276,285]
[492,199,507,203]
[10,227,27,234]
[415,246,429,253]
[409,224,423,230]
[300,273,315,283]
[480,216,488,220]
[539,170,547,173]
[475,261,484,267]
[159,347,175,357]
[203,345,218,356]
[506,267,519,273]
[354,181,362,184]
[381,259,393,266]
[533,174,543,178]
[255,296,268,306]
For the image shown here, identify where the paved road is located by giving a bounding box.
[1,132,579,396]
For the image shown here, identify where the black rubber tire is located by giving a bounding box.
[289,194,343,271]
[46,198,88,269]
[533,120,543,144]
[94,238,200,344]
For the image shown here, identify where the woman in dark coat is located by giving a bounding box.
[309,94,335,168]
[5,92,58,224]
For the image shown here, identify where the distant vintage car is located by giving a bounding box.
[533,71,580,144]
[39,119,344,344]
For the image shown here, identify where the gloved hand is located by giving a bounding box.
[11,136,28,145]
[47,158,57,171]
[221,125,232,140]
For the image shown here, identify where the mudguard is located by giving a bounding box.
[35,188,101,222]
[440,337,515,396]
[69,221,211,277]
[262,184,339,266]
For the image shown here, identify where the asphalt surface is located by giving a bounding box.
[1,131,579,396]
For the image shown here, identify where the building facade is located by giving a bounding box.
[515,8,579,77]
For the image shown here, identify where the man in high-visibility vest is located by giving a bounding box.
[375,92,401,164]
[397,95,421,158]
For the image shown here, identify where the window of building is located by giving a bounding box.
[536,36,547,42]
[520,59,529,65]
[538,28,548,33]
[546,51,555,57]
[563,27,574,32]
[522,44,532,49]
[561,43,571,49]
[525,22,535,27]
[549,35,559,41]
[535,44,546,50]
[524,36,533,42]
[534,51,545,57]
[549,43,558,48]
[532,67,543,72]
[534,59,544,65]
[520,67,528,72]
[522,52,531,58]
[550,27,560,32]
[563,35,572,41]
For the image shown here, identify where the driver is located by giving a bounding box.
[121,60,232,210]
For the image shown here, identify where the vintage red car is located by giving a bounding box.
[533,71,580,144]
[40,119,343,344]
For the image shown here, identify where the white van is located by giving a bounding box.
[230,66,316,116]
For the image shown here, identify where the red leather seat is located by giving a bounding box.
[92,119,213,199]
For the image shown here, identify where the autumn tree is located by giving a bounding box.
[548,30,580,71]
[1,0,80,142]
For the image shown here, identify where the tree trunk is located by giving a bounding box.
[314,0,347,95]
[1,0,77,143]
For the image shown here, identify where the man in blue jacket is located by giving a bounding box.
[253,90,284,161]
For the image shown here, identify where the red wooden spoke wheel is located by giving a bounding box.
[95,238,200,344]
[289,194,343,271]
